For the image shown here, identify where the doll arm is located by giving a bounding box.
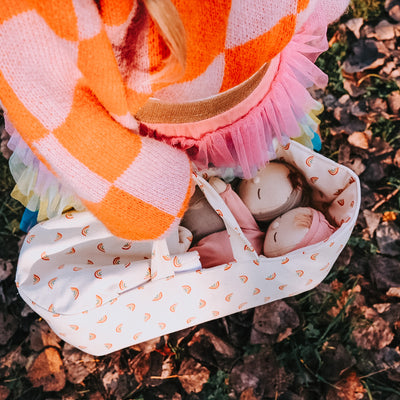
[0,1,191,240]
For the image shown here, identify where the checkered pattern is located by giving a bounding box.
[0,0,349,240]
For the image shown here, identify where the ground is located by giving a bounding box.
[1,1,400,399]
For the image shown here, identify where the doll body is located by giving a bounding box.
[189,179,265,268]
[263,207,336,257]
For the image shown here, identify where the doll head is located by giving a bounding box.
[181,186,226,244]
[237,161,309,223]
[263,207,336,257]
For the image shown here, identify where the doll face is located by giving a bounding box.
[238,162,295,222]
[263,207,310,257]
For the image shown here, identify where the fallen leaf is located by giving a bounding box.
[27,348,66,392]
[240,387,260,400]
[394,149,400,168]
[320,342,355,382]
[371,20,396,40]
[326,371,366,400]
[371,347,400,382]
[387,91,400,114]
[363,209,381,237]
[368,97,388,113]
[29,320,61,351]
[101,369,131,399]
[345,18,364,39]
[348,131,369,149]
[0,346,27,378]
[0,128,12,160]
[229,348,293,398]
[375,222,400,256]
[328,284,364,318]
[342,40,386,74]
[386,0,400,21]
[250,300,300,343]
[343,79,367,97]
[386,287,400,297]
[178,358,210,394]
[352,311,394,350]
[370,254,400,290]
[62,343,97,384]
[0,260,13,282]
[382,211,397,222]
[130,351,164,387]
[130,336,163,354]
[188,328,236,369]
[0,386,10,400]
[0,311,18,346]
[88,392,105,400]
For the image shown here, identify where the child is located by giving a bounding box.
[0,0,350,241]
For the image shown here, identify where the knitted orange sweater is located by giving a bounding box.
[0,0,349,240]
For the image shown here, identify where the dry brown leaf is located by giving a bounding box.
[352,313,394,350]
[386,287,400,298]
[345,18,364,39]
[342,40,386,74]
[373,303,392,313]
[386,0,400,21]
[27,347,66,392]
[178,358,210,394]
[348,131,370,149]
[394,149,400,168]
[0,386,10,400]
[368,97,388,113]
[130,336,162,353]
[0,128,12,160]
[188,328,236,368]
[251,300,300,340]
[88,392,105,400]
[362,209,381,237]
[326,371,366,400]
[29,320,61,351]
[240,387,260,400]
[328,284,363,318]
[375,222,400,256]
[387,91,400,114]
[0,346,27,378]
[0,260,13,282]
[0,311,18,346]
[62,343,97,384]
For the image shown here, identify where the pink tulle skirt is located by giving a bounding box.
[139,15,329,178]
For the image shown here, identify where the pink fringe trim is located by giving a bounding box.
[140,14,329,178]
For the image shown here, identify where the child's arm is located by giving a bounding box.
[0,1,191,240]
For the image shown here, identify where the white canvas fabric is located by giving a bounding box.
[16,141,361,356]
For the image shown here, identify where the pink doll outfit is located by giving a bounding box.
[189,184,265,268]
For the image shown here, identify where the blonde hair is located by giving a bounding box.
[143,0,187,83]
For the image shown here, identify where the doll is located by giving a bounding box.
[188,177,265,268]
[184,161,310,268]
[263,207,336,258]
[180,186,226,244]
[237,161,310,225]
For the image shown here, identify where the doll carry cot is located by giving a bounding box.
[16,141,361,356]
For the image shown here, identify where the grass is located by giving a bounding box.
[0,150,24,260]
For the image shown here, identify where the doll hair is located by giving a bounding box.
[294,209,313,229]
